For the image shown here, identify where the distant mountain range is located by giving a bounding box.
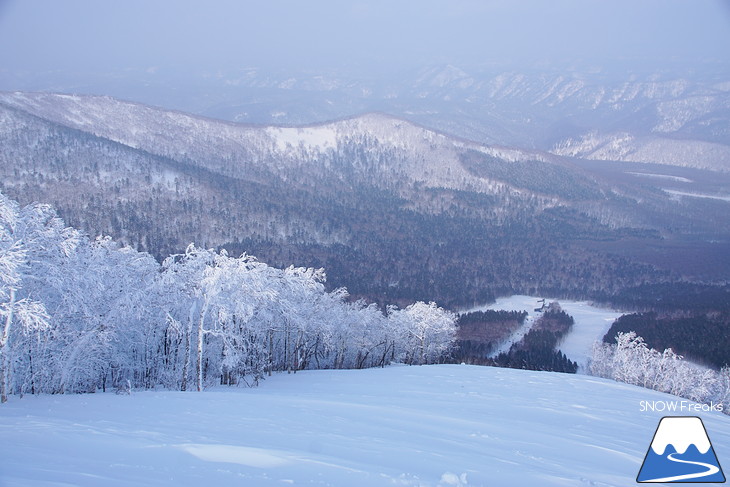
[1,91,729,307]
[8,63,728,170]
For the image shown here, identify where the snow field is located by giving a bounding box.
[266,126,338,152]
[2,364,729,486]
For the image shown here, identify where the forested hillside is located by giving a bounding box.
[3,93,728,308]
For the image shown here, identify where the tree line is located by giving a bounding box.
[0,192,457,402]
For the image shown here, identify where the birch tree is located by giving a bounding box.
[0,195,51,402]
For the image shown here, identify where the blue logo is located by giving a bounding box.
[637,416,725,483]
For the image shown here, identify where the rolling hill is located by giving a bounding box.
[1,91,728,307]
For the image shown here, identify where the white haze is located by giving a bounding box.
[0,0,728,94]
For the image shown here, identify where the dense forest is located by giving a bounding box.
[0,103,676,310]
[603,311,730,369]
[596,282,730,312]
[491,305,578,373]
[452,310,527,363]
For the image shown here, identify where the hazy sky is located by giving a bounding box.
[1,0,729,76]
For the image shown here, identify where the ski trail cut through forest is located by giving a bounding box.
[464,295,624,366]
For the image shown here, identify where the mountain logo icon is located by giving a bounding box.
[637,416,725,483]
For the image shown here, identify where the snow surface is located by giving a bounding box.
[2,365,728,487]
[266,126,338,152]
[464,295,623,367]
[551,130,730,172]
[626,172,693,183]
[662,189,730,203]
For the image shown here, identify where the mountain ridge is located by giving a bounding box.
[22,63,729,164]
[0,90,565,205]
[1,91,729,307]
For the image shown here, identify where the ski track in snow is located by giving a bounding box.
[2,365,729,487]
[489,314,537,358]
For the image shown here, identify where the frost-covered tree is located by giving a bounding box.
[589,331,728,414]
[0,191,460,401]
[271,265,328,374]
[158,244,217,390]
[158,246,332,389]
[82,237,158,391]
[389,302,457,365]
[0,195,55,402]
[195,250,279,388]
[718,366,730,407]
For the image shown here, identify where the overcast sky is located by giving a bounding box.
[1,0,729,77]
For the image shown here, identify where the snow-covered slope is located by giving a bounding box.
[15,65,730,157]
[1,365,728,486]
[0,91,547,196]
[552,131,730,172]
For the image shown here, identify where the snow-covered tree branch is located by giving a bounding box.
[589,331,730,415]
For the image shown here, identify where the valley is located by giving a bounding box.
[1,92,727,309]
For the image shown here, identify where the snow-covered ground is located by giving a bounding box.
[1,365,728,486]
[662,189,730,203]
[464,295,624,367]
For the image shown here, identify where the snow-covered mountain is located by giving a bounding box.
[1,91,729,307]
[19,63,729,170]
[551,130,730,172]
[1,364,729,486]
[0,91,547,196]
